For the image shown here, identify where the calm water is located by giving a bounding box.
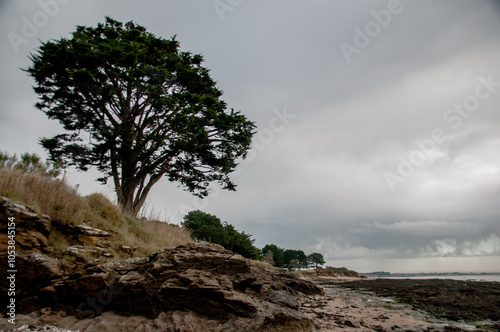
[381,275,500,282]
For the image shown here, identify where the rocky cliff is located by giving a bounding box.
[0,197,322,331]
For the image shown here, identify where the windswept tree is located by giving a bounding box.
[25,17,255,215]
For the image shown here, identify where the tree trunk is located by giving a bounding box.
[117,173,163,217]
[131,174,162,216]
[117,184,138,216]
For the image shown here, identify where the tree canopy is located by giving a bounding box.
[262,244,325,270]
[283,249,308,270]
[25,17,255,215]
[183,210,260,259]
[262,244,285,268]
[182,210,328,268]
[307,252,326,269]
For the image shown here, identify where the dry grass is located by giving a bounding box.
[47,228,71,252]
[139,219,193,252]
[252,260,281,272]
[114,217,193,257]
[0,168,193,258]
[0,168,88,225]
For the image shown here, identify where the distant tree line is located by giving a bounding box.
[183,210,325,269]
[261,244,325,270]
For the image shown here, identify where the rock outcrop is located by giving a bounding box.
[0,197,322,331]
[299,266,360,278]
[0,197,53,255]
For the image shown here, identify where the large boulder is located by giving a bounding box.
[2,244,322,331]
[0,197,52,254]
[37,243,322,331]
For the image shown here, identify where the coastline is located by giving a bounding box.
[371,275,500,282]
[361,273,500,283]
[300,276,500,331]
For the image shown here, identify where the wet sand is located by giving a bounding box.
[299,277,500,331]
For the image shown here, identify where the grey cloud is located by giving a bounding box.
[1,0,500,273]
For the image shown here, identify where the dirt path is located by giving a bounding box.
[299,277,493,331]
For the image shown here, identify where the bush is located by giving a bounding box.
[0,151,62,178]
[183,210,260,259]
[262,244,285,268]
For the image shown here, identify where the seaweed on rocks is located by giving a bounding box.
[338,278,500,322]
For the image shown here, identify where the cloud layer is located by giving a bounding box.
[1,0,499,272]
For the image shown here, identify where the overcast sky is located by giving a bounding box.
[1,0,500,273]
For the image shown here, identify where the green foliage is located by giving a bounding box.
[180,210,329,268]
[262,244,285,268]
[0,151,63,178]
[287,260,301,271]
[25,17,255,216]
[283,249,308,270]
[0,152,16,169]
[262,246,326,270]
[183,210,226,243]
[307,252,326,268]
[183,210,260,259]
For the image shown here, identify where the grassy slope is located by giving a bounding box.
[0,168,193,260]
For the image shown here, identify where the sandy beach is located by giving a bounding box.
[299,277,500,332]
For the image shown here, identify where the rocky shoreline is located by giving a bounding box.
[1,243,322,332]
[338,278,500,328]
[1,196,323,331]
[3,277,500,332]
[300,277,500,331]
[2,197,500,331]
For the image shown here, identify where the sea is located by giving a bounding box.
[375,275,500,282]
